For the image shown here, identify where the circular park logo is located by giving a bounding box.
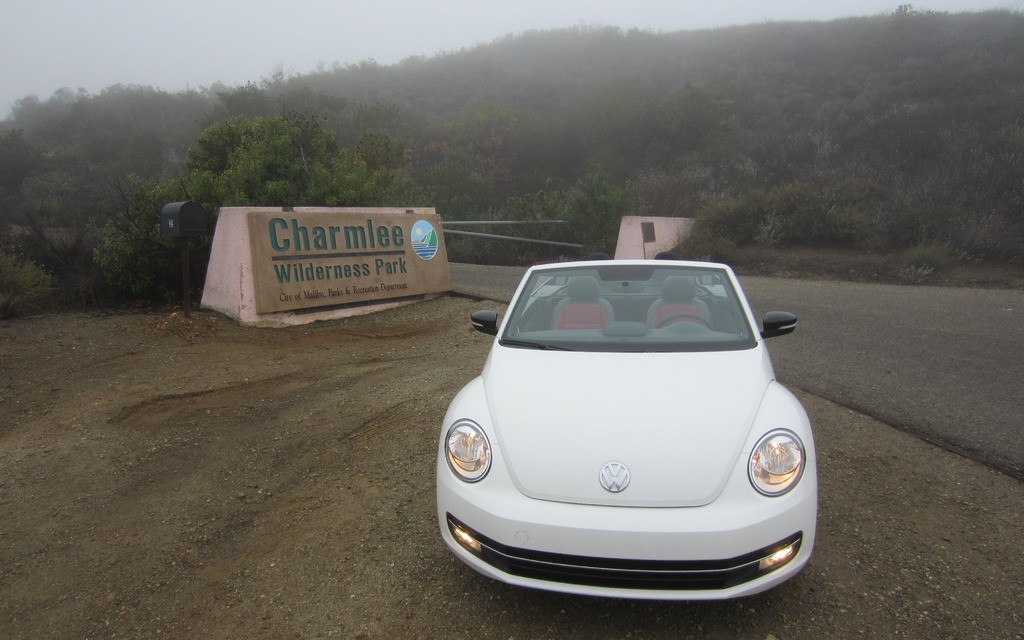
[411,220,439,260]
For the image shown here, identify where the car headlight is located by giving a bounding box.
[445,420,491,482]
[748,430,805,496]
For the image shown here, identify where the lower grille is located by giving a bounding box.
[447,513,801,591]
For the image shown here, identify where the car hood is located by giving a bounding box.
[483,345,773,507]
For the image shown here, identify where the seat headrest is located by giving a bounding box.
[662,276,696,302]
[566,276,600,301]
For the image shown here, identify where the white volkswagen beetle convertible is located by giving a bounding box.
[436,259,816,600]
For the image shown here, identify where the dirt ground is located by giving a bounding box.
[1,294,1022,639]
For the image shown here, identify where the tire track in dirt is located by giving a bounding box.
[110,376,314,428]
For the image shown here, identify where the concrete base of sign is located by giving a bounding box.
[201,207,448,327]
[613,216,694,260]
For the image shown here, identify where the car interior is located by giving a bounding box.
[502,266,754,351]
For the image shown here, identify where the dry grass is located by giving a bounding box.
[725,246,1024,289]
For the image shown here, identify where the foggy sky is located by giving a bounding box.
[0,0,1011,117]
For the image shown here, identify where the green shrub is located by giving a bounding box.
[687,196,761,247]
[11,221,107,308]
[678,222,738,262]
[821,207,874,248]
[897,241,953,283]
[886,205,959,250]
[897,263,936,284]
[0,251,54,319]
[901,241,953,270]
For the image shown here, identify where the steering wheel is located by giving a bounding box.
[656,313,709,329]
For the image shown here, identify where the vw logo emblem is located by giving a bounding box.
[599,461,631,493]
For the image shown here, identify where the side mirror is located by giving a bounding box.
[761,311,797,339]
[471,310,500,336]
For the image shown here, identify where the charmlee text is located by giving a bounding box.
[268,217,404,253]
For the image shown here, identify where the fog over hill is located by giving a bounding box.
[1,9,1021,307]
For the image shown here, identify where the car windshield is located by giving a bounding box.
[499,264,757,353]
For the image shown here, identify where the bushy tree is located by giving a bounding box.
[403,101,521,219]
[93,176,188,298]
[477,184,575,264]
[185,114,394,208]
[563,171,635,255]
[94,114,399,298]
[0,130,42,226]
[0,130,40,191]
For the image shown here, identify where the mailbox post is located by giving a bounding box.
[160,201,207,317]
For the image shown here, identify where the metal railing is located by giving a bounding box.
[440,220,583,250]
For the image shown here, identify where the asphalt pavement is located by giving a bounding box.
[449,263,1024,480]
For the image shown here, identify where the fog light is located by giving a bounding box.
[452,524,482,554]
[758,543,796,572]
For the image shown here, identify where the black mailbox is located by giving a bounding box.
[160,201,207,237]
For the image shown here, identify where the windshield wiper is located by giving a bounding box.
[499,338,573,351]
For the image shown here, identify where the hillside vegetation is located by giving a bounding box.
[0,8,1022,308]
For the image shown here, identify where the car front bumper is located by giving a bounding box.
[436,453,817,600]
